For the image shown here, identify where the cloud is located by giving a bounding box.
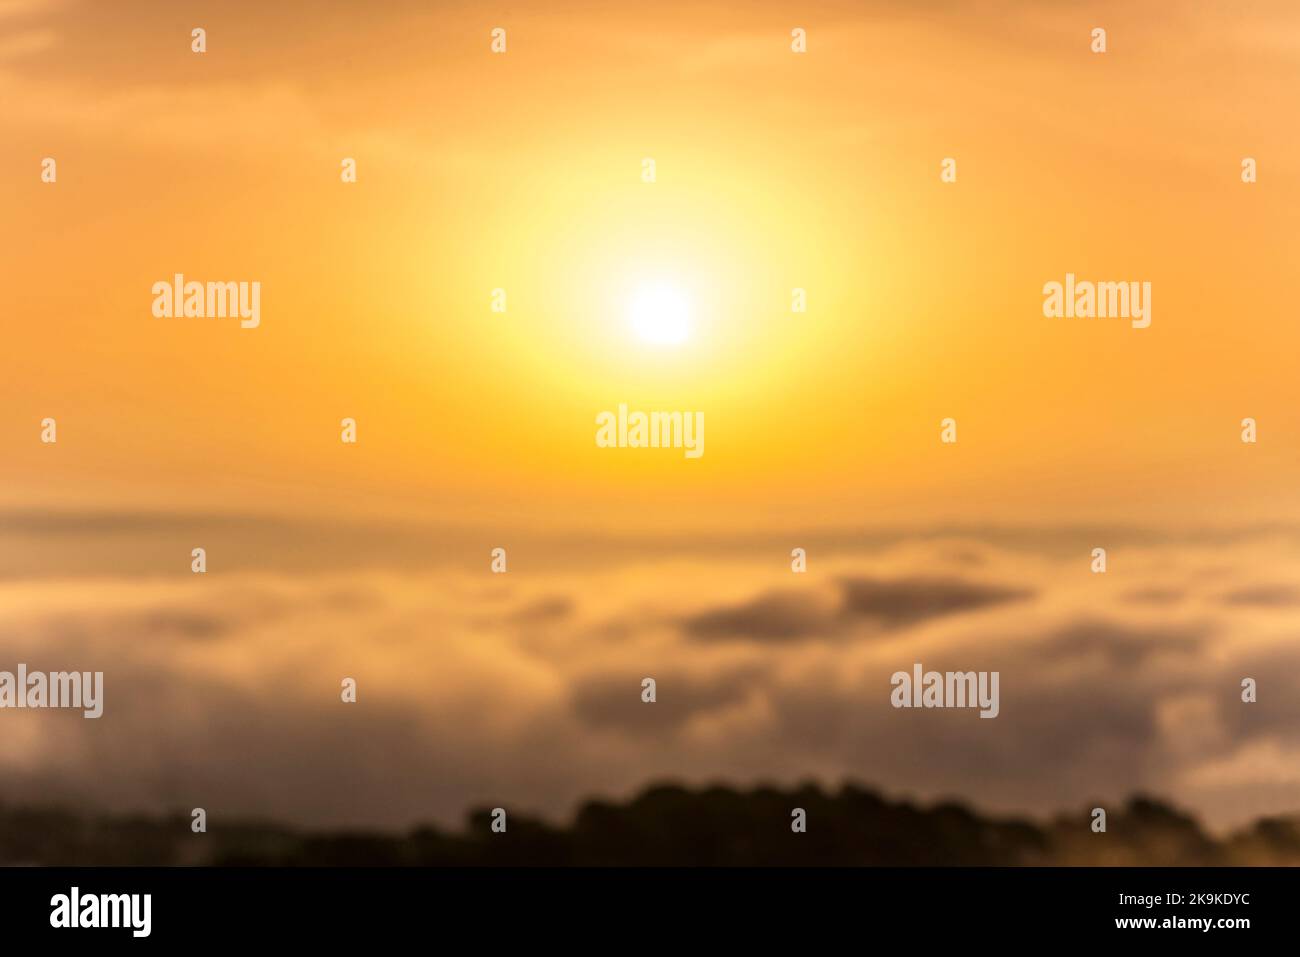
[504,596,574,626]
[1123,587,1186,605]
[837,575,1031,626]
[1,520,1299,835]
[1219,584,1300,607]
[680,575,1030,642]
[680,587,840,641]
[0,0,68,20]
[571,665,762,736]
[1038,618,1211,668]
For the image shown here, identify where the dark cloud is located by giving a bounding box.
[1217,646,1300,740]
[1219,585,1300,607]
[128,609,231,641]
[570,668,760,735]
[681,590,837,641]
[1039,618,1210,668]
[505,596,574,626]
[681,576,1031,642]
[837,576,1031,627]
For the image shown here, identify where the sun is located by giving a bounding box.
[627,280,692,346]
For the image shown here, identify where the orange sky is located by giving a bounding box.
[5,0,1300,839]
[4,0,1300,530]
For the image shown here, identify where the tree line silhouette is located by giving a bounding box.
[3,782,1297,866]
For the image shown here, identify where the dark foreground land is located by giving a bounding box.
[3,782,1297,866]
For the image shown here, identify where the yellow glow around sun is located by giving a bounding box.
[627,280,692,345]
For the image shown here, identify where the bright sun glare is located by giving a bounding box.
[627,281,692,346]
